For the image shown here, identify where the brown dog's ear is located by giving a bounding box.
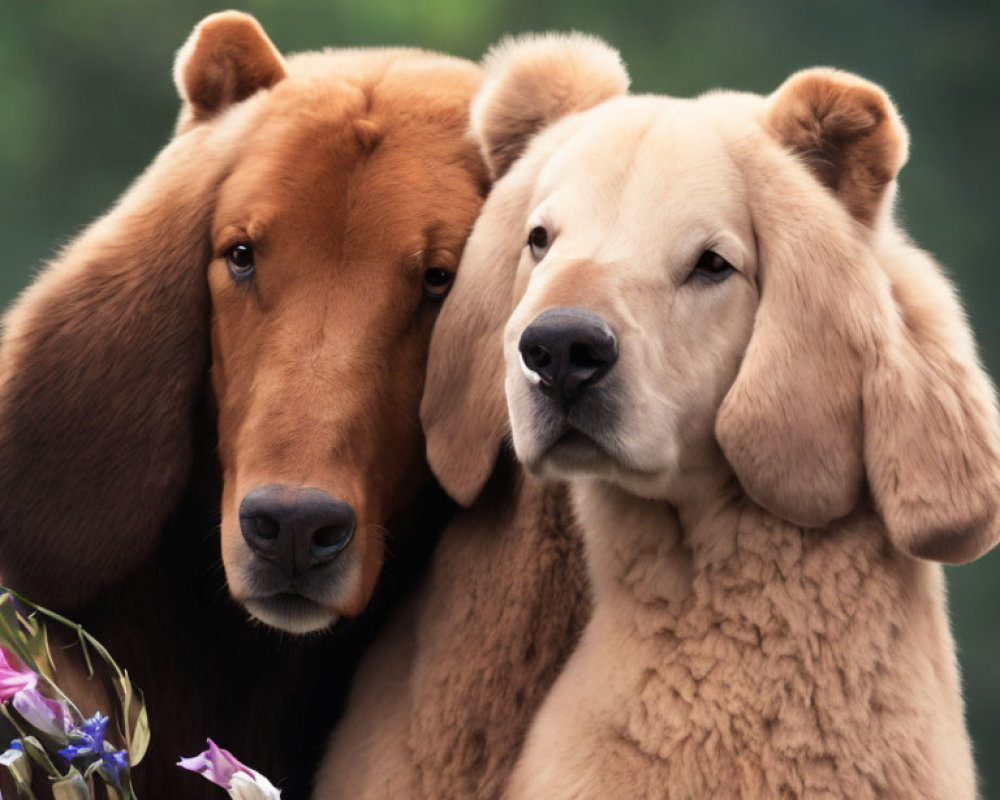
[766,67,908,225]
[471,33,629,180]
[0,119,237,607]
[422,34,627,506]
[174,11,286,128]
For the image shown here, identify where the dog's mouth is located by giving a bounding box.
[242,592,339,634]
[523,392,655,481]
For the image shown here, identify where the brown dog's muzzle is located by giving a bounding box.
[239,484,356,576]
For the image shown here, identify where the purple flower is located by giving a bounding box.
[179,740,280,798]
[0,648,37,700]
[178,739,249,787]
[11,688,72,740]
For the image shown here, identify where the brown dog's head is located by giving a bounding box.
[0,13,486,632]
[428,35,1000,566]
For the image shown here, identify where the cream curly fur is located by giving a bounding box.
[486,41,1000,800]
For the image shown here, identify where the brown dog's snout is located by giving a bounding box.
[239,485,356,576]
[519,307,618,406]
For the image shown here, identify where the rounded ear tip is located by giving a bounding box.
[480,32,628,87]
[173,10,285,121]
[174,11,263,88]
[898,506,1000,565]
[774,66,910,172]
[426,446,486,509]
[471,32,629,178]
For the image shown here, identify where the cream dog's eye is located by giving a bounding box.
[689,250,735,284]
[528,226,551,261]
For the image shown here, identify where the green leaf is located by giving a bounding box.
[19,735,59,776]
[0,745,32,786]
[0,594,39,673]
[127,702,150,766]
[23,617,56,682]
[51,770,91,800]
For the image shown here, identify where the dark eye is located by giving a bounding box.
[689,250,735,284]
[226,243,254,281]
[528,226,550,261]
[422,267,454,300]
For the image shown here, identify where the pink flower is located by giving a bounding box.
[179,740,280,799]
[0,649,37,700]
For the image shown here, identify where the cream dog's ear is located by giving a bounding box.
[717,68,1000,562]
[862,239,1000,563]
[471,33,629,179]
[422,33,628,506]
[766,67,908,225]
[174,11,286,128]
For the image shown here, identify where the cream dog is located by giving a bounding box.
[468,37,1000,800]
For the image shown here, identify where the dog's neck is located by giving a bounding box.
[569,474,911,619]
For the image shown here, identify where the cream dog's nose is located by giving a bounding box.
[518,306,618,407]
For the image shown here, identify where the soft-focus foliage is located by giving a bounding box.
[0,0,997,793]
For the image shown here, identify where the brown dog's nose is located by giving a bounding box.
[519,307,618,407]
[239,485,355,575]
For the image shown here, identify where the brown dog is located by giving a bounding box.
[314,34,629,800]
[0,12,485,797]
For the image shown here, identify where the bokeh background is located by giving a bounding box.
[1,0,997,792]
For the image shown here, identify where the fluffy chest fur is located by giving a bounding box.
[505,486,975,800]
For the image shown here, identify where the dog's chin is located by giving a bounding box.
[515,407,660,486]
[533,429,616,477]
[242,594,340,635]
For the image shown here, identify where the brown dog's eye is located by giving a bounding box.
[422,267,454,300]
[689,250,735,284]
[226,243,255,282]
[528,226,550,261]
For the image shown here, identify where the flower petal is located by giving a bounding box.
[11,688,72,740]
[178,738,251,788]
[229,771,281,800]
[0,648,38,700]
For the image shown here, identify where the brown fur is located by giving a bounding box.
[315,464,589,799]
[0,12,486,797]
[313,35,630,800]
[484,45,1000,798]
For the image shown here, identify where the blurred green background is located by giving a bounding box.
[1,0,997,792]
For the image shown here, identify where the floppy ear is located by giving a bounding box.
[421,33,628,506]
[717,68,1000,560]
[174,11,286,130]
[0,53,252,607]
[861,239,1000,563]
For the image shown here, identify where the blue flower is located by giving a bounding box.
[58,712,109,762]
[100,748,130,787]
[58,712,129,787]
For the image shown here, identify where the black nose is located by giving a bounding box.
[239,485,356,575]
[518,307,618,406]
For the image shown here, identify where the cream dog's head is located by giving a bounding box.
[424,34,1000,565]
